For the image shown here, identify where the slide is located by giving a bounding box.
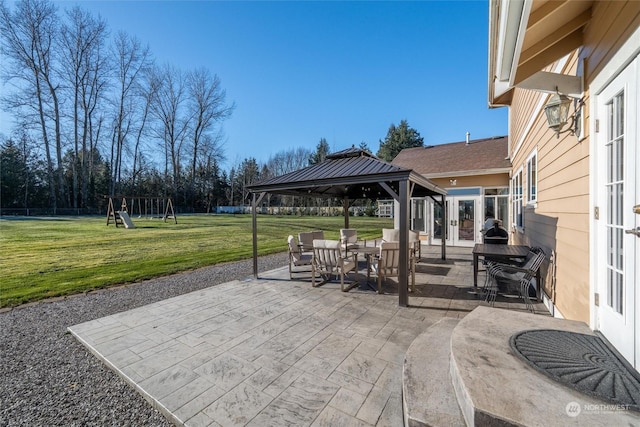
[117,211,135,229]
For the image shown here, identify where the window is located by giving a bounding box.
[512,169,523,229]
[484,187,509,226]
[377,200,394,218]
[527,150,537,203]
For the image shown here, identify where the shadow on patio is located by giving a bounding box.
[67,245,639,427]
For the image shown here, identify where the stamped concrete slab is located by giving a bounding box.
[68,247,540,426]
[69,265,466,427]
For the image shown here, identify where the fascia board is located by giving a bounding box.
[422,168,512,179]
[489,0,532,105]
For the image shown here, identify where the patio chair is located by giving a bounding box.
[298,230,324,254]
[482,247,545,292]
[485,249,545,312]
[368,241,416,294]
[340,228,361,255]
[381,228,422,259]
[287,235,313,279]
[311,239,358,292]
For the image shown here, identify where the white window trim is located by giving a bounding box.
[511,167,524,232]
[526,148,538,205]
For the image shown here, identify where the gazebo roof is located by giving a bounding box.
[247,147,446,200]
[246,147,448,308]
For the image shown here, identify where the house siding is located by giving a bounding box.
[583,1,640,82]
[428,174,509,190]
[508,1,640,323]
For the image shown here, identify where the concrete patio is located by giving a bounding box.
[68,246,637,426]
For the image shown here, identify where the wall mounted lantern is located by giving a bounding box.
[544,89,582,138]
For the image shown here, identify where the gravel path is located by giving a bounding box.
[0,253,289,427]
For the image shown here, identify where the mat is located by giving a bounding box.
[510,329,640,411]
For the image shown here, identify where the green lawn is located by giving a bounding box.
[0,214,393,307]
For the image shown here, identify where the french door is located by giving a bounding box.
[594,56,639,367]
[432,196,480,247]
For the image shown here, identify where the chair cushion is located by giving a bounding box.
[313,239,340,249]
[382,228,399,242]
[294,254,313,266]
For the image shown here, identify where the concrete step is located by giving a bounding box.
[404,306,640,426]
[403,317,465,427]
[450,306,640,426]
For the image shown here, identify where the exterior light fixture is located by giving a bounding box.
[544,90,581,138]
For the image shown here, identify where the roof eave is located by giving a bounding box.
[488,0,532,107]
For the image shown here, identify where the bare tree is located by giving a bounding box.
[60,5,108,207]
[186,67,234,190]
[264,147,311,207]
[150,63,189,194]
[0,0,64,208]
[130,68,159,190]
[110,30,152,195]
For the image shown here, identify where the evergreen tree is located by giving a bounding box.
[376,120,424,162]
[309,138,330,165]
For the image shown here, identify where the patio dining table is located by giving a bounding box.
[472,242,533,285]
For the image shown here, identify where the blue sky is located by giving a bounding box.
[1,0,507,168]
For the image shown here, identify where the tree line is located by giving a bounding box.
[0,0,425,214]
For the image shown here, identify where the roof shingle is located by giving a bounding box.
[392,135,511,175]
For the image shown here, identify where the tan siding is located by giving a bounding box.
[583,1,640,82]
[542,158,589,192]
[509,50,590,320]
[554,249,590,322]
[537,194,589,214]
[428,174,509,189]
[541,175,589,202]
[510,81,547,156]
[501,0,639,324]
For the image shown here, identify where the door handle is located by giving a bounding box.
[625,227,640,237]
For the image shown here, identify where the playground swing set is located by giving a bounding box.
[106,196,177,228]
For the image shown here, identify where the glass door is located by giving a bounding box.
[431,196,480,247]
[595,57,638,367]
[412,199,426,232]
[432,200,448,244]
[453,198,478,247]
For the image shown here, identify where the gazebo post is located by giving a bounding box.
[343,196,349,229]
[252,193,258,278]
[398,179,409,307]
[441,193,447,260]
